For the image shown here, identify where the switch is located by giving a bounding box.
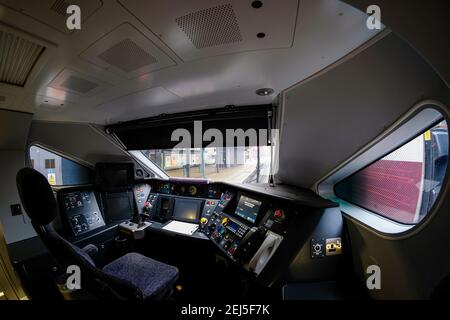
[326,238,342,256]
[274,209,285,220]
[221,217,229,226]
[10,204,23,216]
[311,238,325,258]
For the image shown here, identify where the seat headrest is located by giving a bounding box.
[16,168,57,225]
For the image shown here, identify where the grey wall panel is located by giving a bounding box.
[0,110,36,244]
[0,150,37,244]
[28,121,130,166]
[344,0,450,88]
[277,33,450,299]
[345,187,450,300]
[0,110,32,150]
[276,34,450,188]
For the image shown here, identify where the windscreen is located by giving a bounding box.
[141,146,271,184]
[108,105,276,183]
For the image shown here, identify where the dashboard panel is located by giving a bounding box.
[55,174,342,287]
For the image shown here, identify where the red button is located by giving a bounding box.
[274,209,284,219]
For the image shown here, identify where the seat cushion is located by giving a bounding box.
[102,252,179,300]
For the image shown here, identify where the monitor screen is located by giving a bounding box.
[105,192,133,222]
[172,198,202,222]
[234,195,262,224]
[97,163,134,190]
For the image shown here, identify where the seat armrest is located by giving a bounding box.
[82,244,99,258]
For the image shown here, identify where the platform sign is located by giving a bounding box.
[47,173,56,185]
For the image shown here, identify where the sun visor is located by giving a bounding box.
[106,105,272,149]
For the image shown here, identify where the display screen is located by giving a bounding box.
[97,163,134,189]
[172,198,202,222]
[105,192,133,222]
[234,195,262,224]
[226,220,241,233]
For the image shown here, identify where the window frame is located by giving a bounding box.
[317,101,450,238]
[334,118,446,225]
[28,143,95,187]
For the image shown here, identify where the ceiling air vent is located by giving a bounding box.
[175,3,242,49]
[59,75,99,94]
[97,38,158,73]
[50,0,70,16]
[0,30,45,87]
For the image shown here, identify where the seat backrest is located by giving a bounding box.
[16,168,142,300]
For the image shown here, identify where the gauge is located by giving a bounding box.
[180,186,186,194]
[188,185,198,196]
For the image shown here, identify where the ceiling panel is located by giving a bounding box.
[98,86,182,112]
[1,0,384,124]
[47,68,111,97]
[35,94,74,111]
[117,0,299,61]
[79,23,177,79]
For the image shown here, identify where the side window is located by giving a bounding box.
[335,120,448,224]
[29,146,93,186]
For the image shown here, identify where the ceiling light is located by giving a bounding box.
[256,88,274,96]
[0,30,45,87]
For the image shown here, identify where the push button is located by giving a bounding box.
[274,209,285,220]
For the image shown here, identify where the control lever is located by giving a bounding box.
[130,214,144,227]
[131,202,151,227]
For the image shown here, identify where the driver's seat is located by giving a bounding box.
[16,167,179,300]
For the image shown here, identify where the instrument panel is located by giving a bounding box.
[59,190,105,236]
[152,180,221,199]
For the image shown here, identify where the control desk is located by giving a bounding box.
[55,178,342,286]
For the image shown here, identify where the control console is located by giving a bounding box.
[201,190,265,262]
[204,212,251,259]
[60,191,105,236]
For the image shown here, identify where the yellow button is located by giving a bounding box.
[200,217,208,224]
[221,217,229,225]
